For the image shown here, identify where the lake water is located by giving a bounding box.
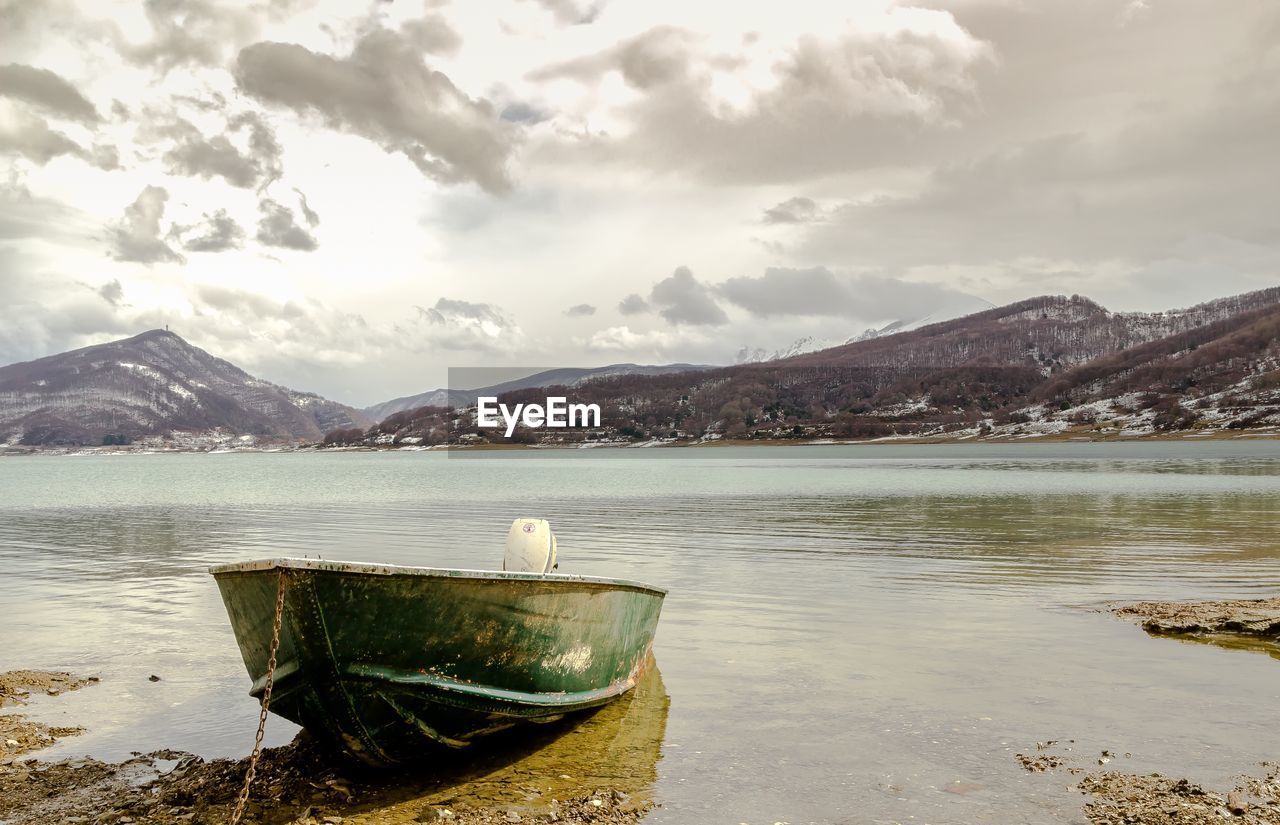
[1,443,1279,823]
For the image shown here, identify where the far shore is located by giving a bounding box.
[3,425,1280,457]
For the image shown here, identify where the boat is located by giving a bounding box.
[210,519,666,767]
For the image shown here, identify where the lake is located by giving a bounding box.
[1,443,1278,823]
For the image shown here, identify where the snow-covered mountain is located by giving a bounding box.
[0,330,369,446]
[735,295,997,364]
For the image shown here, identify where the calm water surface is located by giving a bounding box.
[1,443,1279,824]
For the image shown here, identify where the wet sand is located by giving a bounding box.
[0,668,664,825]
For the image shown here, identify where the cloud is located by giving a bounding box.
[581,324,704,357]
[195,283,288,318]
[98,279,123,306]
[800,87,1280,271]
[181,209,244,252]
[649,266,727,326]
[718,266,981,320]
[617,293,650,315]
[400,13,462,56]
[122,0,261,72]
[529,26,692,89]
[526,10,992,184]
[400,297,524,353]
[0,64,100,122]
[256,196,317,250]
[160,111,283,190]
[234,29,517,192]
[529,0,604,26]
[762,196,822,225]
[294,188,319,227]
[110,185,184,264]
[0,109,83,164]
[0,259,161,367]
[564,302,596,316]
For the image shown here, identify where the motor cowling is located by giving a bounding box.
[503,518,558,573]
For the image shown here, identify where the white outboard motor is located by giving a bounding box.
[503,518,558,574]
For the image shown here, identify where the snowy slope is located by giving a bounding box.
[0,330,369,445]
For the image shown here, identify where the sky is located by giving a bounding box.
[1,0,1278,407]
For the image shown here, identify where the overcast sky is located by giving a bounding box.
[2,0,1277,406]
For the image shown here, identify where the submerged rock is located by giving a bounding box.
[1111,597,1280,638]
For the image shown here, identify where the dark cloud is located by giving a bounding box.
[255,196,317,250]
[528,21,991,184]
[110,185,184,264]
[98,279,123,306]
[528,0,604,26]
[123,0,260,72]
[89,143,120,170]
[161,111,283,190]
[529,26,692,89]
[650,266,727,326]
[718,267,981,320]
[182,209,244,252]
[0,106,119,169]
[800,73,1280,271]
[564,303,596,316]
[0,63,100,122]
[617,293,649,315]
[235,30,517,192]
[294,188,319,227]
[427,298,508,326]
[0,110,83,164]
[401,298,523,353]
[762,196,822,225]
[400,14,462,56]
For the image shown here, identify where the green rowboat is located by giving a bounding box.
[211,557,666,767]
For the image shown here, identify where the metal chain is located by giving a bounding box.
[229,569,287,825]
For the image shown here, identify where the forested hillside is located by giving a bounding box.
[342,287,1280,447]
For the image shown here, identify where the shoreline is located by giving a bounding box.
[4,595,1277,823]
[4,427,1280,457]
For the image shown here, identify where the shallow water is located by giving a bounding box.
[1,443,1279,823]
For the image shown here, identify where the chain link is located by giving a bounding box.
[229,568,287,825]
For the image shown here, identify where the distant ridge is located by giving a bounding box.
[364,362,714,422]
[0,330,369,446]
[345,285,1280,447]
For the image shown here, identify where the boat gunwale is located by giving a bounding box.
[208,557,667,596]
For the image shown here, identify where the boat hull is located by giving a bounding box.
[212,559,665,767]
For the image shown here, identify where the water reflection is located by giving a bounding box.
[292,659,671,820]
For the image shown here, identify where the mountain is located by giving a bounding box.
[0,330,369,446]
[361,286,1280,447]
[365,362,714,422]
[734,295,996,364]
[784,288,1280,371]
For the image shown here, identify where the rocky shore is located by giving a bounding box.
[1015,740,1280,824]
[0,670,97,759]
[0,670,654,825]
[1111,596,1280,640]
[1008,596,1280,823]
